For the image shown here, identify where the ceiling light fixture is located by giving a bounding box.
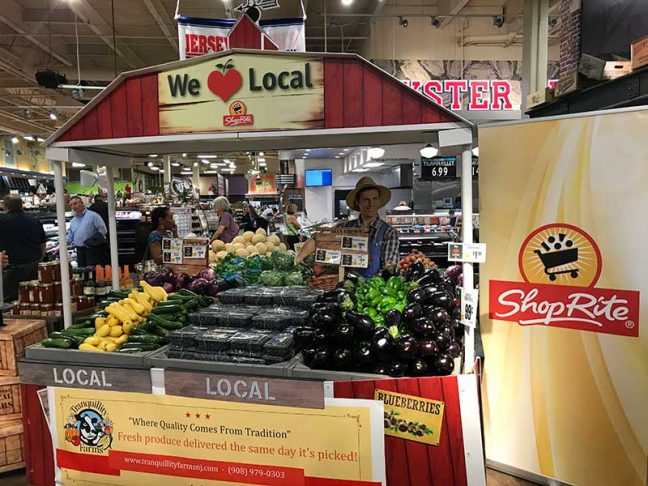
[193,162,199,167]
[72,162,85,168]
[493,15,505,28]
[367,147,385,159]
[341,0,353,6]
[431,16,441,28]
[259,151,265,156]
[472,147,479,157]
[147,161,154,167]
[149,154,158,158]
[171,162,181,167]
[223,159,232,164]
[10,136,19,144]
[420,144,439,158]
[258,158,266,163]
[182,153,188,157]
[49,109,58,121]
[399,16,408,28]
[197,155,217,159]
[36,137,45,142]
[364,162,385,168]
[23,135,35,141]
[201,159,210,165]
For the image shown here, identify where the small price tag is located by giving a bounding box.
[460,287,478,328]
[341,253,368,268]
[315,249,341,265]
[447,243,486,263]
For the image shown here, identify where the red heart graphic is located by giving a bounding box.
[207,69,242,101]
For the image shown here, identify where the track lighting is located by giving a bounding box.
[49,109,59,121]
[493,15,505,28]
[399,16,408,28]
[431,16,441,28]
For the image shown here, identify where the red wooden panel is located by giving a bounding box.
[56,131,72,142]
[67,119,86,141]
[140,73,159,136]
[110,83,128,138]
[84,106,100,140]
[396,378,434,486]
[351,379,376,400]
[41,398,55,484]
[323,59,344,128]
[402,92,423,125]
[441,377,468,486]
[229,17,261,49]
[97,98,113,139]
[343,59,363,128]
[125,77,144,137]
[422,105,443,124]
[22,384,55,486]
[334,380,354,398]
[382,79,403,126]
[362,64,383,126]
[263,36,278,50]
[418,377,455,486]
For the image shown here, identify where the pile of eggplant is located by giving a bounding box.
[293,262,466,377]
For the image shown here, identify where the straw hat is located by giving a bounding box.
[346,176,391,211]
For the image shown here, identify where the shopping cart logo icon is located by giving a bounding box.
[533,233,579,281]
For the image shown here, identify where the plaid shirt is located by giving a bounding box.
[338,216,400,267]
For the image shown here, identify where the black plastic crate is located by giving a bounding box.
[263,332,295,361]
[195,328,239,352]
[168,325,210,348]
[228,331,273,357]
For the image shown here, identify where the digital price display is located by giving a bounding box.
[420,156,457,180]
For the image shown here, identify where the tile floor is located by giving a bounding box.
[1,468,540,485]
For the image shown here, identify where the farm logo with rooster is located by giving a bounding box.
[64,401,113,453]
[489,223,640,337]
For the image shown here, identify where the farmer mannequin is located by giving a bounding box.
[296,176,399,278]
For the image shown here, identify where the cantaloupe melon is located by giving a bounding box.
[232,235,246,245]
[268,235,281,245]
[243,231,255,242]
[255,242,267,254]
[211,240,225,252]
[209,251,218,263]
[224,243,234,252]
[216,250,228,259]
[256,228,267,237]
[278,243,287,251]
[251,233,266,244]
[235,248,249,257]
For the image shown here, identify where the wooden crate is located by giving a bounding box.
[0,377,21,422]
[0,320,48,377]
[0,420,25,473]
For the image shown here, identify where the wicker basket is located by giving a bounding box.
[308,274,339,291]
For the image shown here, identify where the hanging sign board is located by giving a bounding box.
[420,156,457,180]
[163,237,209,274]
[158,53,324,134]
[48,387,386,485]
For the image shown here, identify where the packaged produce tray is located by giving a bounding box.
[228,331,273,357]
[195,328,239,352]
[24,343,166,369]
[149,347,293,377]
[168,326,211,349]
[216,287,248,305]
[262,332,296,362]
[243,286,278,306]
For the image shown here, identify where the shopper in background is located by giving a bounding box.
[89,193,109,230]
[284,203,302,250]
[241,204,268,233]
[211,196,239,243]
[145,206,177,265]
[67,196,108,267]
[0,195,46,300]
[296,177,399,278]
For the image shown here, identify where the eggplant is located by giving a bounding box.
[437,323,455,340]
[434,353,455,375]
[420,284,441,302]
[426,307,450,326]
[345,271,363,286]
[387,361,408,377]
[354,343,373,366]
[302,347,316,367]
[418,339,439,357]
[319,289,356,311]
[429,291,453,310]
[447,340,463,358]
[433,330,451,350]
[394,334,419,360]
[451,307,461,321]
[346,311,375,337]
[293,327,316,348]
[384,309,402,328]
[452,319,465,339]
[416,269,442,286]
[309,302,339,317]
[313,329,333,347]
[333,348,353,370]
[316,310,339,331]
[374,363,390,375]
[371,327,393,356]
[380,265,396,280]
[409,357,430,376]
[334,323,355,345]
[311,346,332,369]
[407,288,426,304]
[402,303,423,323]
[411,317,436,337]
[404,260,425,281]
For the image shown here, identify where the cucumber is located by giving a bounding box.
[151,305,182,315]
[41,338,72,349]
[139,322,168,337]
[62,327,95,336]
[69,320,93,329]
[149,313,184,330]
[49,332,83,347]
[128,334,162,344]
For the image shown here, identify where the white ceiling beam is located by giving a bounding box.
[64,0,145,69]
[141,0,179,53]
[0,0,72,66]
[438,0,471,29]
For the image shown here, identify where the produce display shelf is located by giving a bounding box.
[25,344,166,369]
[289,355,385,381]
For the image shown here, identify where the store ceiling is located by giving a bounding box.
[0,0,558,140]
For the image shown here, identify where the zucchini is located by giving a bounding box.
[41,338,72,349]
[62,327,96,336]
[139,322,169,337]
[149,313,184,330]
[151,305,183,315]
[128,334,162,344]
[120,342,160,351]
[49,332,83,347]
[69,320,93,329]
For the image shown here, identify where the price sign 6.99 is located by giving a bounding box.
[421,156,457,180]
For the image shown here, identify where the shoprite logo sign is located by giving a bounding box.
[489,223,640,337]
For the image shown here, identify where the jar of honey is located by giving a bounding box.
[38,284,55,304]
[38,262,55,284]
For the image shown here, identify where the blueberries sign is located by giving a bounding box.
[158,53,324,134]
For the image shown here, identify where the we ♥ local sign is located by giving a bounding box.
[158,53,324,134]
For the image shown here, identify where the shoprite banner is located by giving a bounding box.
[480,109,647,486]
[158,53,324,134]
[49,387,386,485]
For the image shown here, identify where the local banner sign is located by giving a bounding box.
[158,53,324,134]
[49,387,386,485]
[480,110,646,486]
